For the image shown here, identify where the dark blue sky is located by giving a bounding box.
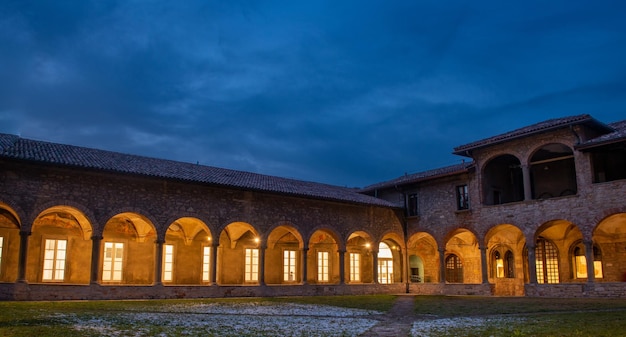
[1,1,625,187]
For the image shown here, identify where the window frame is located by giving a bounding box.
[407,193,419,217]
[202,245,211,283]
[349,252,361,283]
[244,248,259,283]
[42,238,68,282]
[317,251,329,283]
[456,184,470,210]
[162,243,175,283]
[283,249,297,283]
[102,241,125,282]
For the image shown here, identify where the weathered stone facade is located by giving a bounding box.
[1,114,625,300]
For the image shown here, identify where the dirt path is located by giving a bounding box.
[358,294,416,337]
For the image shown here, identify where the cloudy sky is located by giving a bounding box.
[1,1,625,187]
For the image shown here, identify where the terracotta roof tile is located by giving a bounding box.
[453,114,612,156]
[0,133,398,208]
[360,162,473,193]
[577,119,626,149]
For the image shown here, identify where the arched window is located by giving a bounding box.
[572,242,603,279]
[378,243,394,284]
[536,238,559,284]
[445,254,463,283]
[530,144,577,199]
[482,154,524,205]
[492,249,515,278]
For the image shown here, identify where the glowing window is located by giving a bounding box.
[283,250,297,282]
[202,246,211,282]
[244,248,259,282]
[378,243,394,284]
[163,244,174,282]
[317,251,329,282]
[573,243,603,279]
[536,239,559,284]
[43,239,67,282]
[0,237,3,275]
[349,253,361,282]
[103,242,124,282]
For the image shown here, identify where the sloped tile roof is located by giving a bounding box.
[576,119,626,149]
[360,162,473,193]
[453,114,612,156]
[0,133,398,208]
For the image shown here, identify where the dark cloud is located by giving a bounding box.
[1,0,626,187]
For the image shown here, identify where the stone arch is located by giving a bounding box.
[0,200,23,229]
[308,228,341,284]
[265,223,304,285]
[346,231,374,283]
[162,217,212,285]
[407,232,439,283]
[444,228,480,284]
[528,143,577,199]
[481,153,524,205]
[533,219,582,284]
[484,224,525,291]
[101,212,158,285]
[25,205,95,284]
[593,213,626,282]
[0,202,21,282]
[218,222,261,285]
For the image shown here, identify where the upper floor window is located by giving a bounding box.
[482,154,523,205]
[530,143,577,199]
[407,193,418,216]
[590,143,626,183]
[456,185,469,210]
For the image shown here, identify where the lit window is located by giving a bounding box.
[244,248,259,282]
[572,243,603,279]
[317,251,329,282]
[492,250,515,279]
[349,253,360,282]
[407,193,418,216]
[378,243,394,284]
[445,254,463,283]
[536,238,559,284]
[0,237,3,275]
[43,239,67,282]
[163,244,174,282]
[283,250,297,282]
[456,185,469,210]
[103,242,124,282]
[202,246,211,282]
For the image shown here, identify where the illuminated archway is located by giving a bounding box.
[0,204,21,282]
[265,224,303,285]
[593,213,626,282]
[163,217,212,285]
[102,212,157,284]
[218,222,260,285]
[407,232,439,283]
[308,229,340,284]
[445,229,480,284]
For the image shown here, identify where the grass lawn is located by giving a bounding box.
[1,295,625,336]
[412,296,626,337]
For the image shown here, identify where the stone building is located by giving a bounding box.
[0,114,624,300]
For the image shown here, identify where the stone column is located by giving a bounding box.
[338,249,346,284]
[154,239,164,286]
[439,248,446,283]
[584,240,595,284]
[259,244,266,286]
[372,248,379,284]
[210,243,219,285]
[17,231,31,283]
[480,245,489,284]
[301,247,308,285]
[522,164,532,201]
[527,244,538,284]
[90,235,103,284]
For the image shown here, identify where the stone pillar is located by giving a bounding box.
[439,248,446,283]
[154,239,164,286]
[527,244,538,284]
[210,243,219,285]
[584,240,595,284]
[480,245,489,284]
[90,235,103,284]
[522,164,532,201]
[372,249,379,284]
[338,249,346,284]
[17,231,31,283]
[301,247,308,285]
[259,244,266,286]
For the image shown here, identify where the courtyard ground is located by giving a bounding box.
[1,295,626,336]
